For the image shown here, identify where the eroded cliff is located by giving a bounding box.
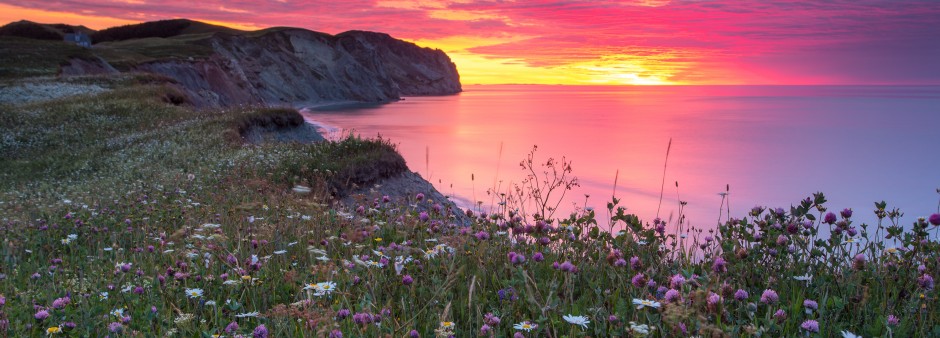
[66,25,461,107]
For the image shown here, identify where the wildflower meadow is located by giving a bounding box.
[1,77,938,337]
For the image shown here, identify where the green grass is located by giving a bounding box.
[0,80,938,337]
[0,37,94,79]
[94,37,215,71]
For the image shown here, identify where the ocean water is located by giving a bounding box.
[301,85,940,230]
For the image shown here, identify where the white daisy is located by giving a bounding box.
[513,321,537,332]
[273,250,287,255]
[630,322,652,335]
[793,275,813,282]
[305,281,337,297]
[563,314,590,328]
[235,311,260,318]
[184,288,204,298]
[633,298,661,309]
[842,331,862,338]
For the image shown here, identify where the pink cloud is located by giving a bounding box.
[4,0,939,84]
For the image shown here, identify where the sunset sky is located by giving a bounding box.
[3,0,939,85]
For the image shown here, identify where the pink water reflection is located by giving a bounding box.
[302,85,940,230]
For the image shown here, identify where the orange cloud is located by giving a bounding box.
[2,0,938,85]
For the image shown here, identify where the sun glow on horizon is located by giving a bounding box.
[2,1,937,85]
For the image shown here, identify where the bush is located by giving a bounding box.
[275,135,407,197]
[234,108,306,137]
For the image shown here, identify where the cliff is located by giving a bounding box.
[57,21,461,107]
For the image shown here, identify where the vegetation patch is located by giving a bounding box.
[0,37,94,79]
[0,78,937,338]
[91,19,241,43]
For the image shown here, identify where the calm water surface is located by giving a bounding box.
[302,85,940,230]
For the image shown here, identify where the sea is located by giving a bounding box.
[301,85,940,232]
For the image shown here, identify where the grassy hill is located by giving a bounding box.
[0,20,94,40]
[91,19,242,43]
[0,37,95,79]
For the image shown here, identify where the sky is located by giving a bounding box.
[3,0,939,85]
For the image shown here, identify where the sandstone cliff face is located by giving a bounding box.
[87,28,461,107]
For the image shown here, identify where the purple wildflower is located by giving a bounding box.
[930,213,940,226]
[888,315,900,326]
[419,212,430,222]
[630,256,642,270]
[353,312,373,325]
[853,254,866,270]
[480,324,492,335]
[498,288,518,302]
[409,329,420,338]
[532,252,544,262]
[329,329,343,338]
[841,208,853,218]
[786,222,799,234]
[225,321,239,333]
[803,220,814,229]
[511,253,526,265]
[760,289,779,304]
[631,273,647,288]
[664,289,680,302]
[336,309,350,320]
[800,320,820,333]
[734,289,748,301]
[773,309,787,322]
[712,257,727,273]
[484,312,501,326]
[402,274,414,286]
[34,309,50,321]
[803,299,818,310]
[559,261,576,273]
[253,324,269,338]
[707,292,722,307]
[669,274,685,289]
[52,297,70,309]
[918,274,935,290]
[108,322,123,333]
[824,212,837,224]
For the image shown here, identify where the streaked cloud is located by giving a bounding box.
[2,0,938,84]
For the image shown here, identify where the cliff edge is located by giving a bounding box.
[30,20,462,107]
